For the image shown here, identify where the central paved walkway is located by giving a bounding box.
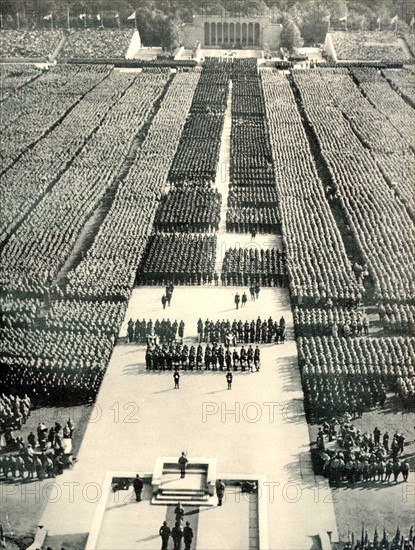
[41,285,337,550]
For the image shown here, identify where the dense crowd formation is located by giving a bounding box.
[315,418,410,486]
[168,60,230,186]
[378,303,415,335]
[1,64,111,240]
[0,64,43,101]
[383,68,415,108]
[145,343,261,371]
[197,317,286,344]
[43,300,127,337]
[350,67,415,215]
[228,59,278,233]
[329,31,408,62]
[138,234,217,285]
[0,30,63,59]
[1,65,109,175]
[293,69,414,304]
[293,307,369,337]
[299,336,415,418]
[60,29,134,59]
[0,394,31,434]
[261,71,363,306]
[127,318,185,344]
[1,70,168,294]
[67,71,201,300]
[222,247,287,287]
[154,188,221,232]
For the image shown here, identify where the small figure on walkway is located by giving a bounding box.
[183,522,194,550]
[133,474,143,502]
[159,521,171,550]
[241,292,247,308]
[255,283,260,300]
[249,286,255,301]
[127,319,134,342]
[162,295,167,310]
[216,479,225,506]
[172,521,183,550]
[234,292,240,310]
[178,452,188,478]
[251,228,257,241]
[174,371,180,389]
[226,371,233,390]
[174,502,185,525]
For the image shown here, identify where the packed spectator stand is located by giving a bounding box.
[328,31,410,63]
[0,30,63,59]
[60,29,134,59]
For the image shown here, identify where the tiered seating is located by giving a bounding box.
[60,29,134,59]
[261,71,363,305]
[0,30,63,59]
[329,31,409,62]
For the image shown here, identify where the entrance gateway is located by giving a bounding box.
[181,14,282,51]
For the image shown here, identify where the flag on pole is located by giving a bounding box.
[79,13,86,19]
[339,15,347,21]
[377,16,381,24]
[390,15,398,24]
[410,16,414,28]
[322,14,330,22]
[128,11,136,20]
[96,13,101,21]
[43,13,52,20]
[115,13,119,18]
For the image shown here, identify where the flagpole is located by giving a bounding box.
[51,13,54,31]
[16,11,20,29]
[67,6,70,30]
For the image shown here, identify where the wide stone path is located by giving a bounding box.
[41,285,337,550]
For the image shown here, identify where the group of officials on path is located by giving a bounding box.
[158,453,226,549]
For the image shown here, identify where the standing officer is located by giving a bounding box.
[226,371,233,390]
[133,474,143,502]
[241,292,247,308]
[159,521,171,550]
[183,522,194,550]
[234,292,240,310]
[161,295,167,310]
[216,479,225,506]
[174,371,180,389]
[178,452,188,478]
[172,521,183,550]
